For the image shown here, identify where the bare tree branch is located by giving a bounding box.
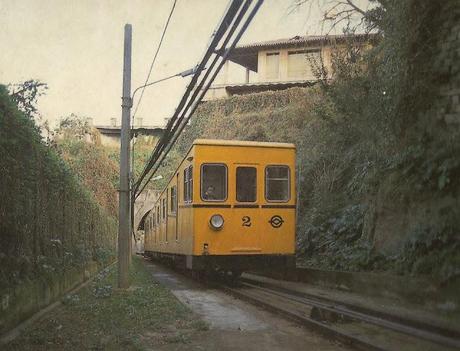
[346,0,367,16]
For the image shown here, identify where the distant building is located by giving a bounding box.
[204,33,377,100]
[93,117,163,147]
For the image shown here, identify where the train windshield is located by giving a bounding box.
[265,165,290,202]
[236,167,257,202]
[201,164,227,201]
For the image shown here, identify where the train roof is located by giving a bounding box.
[193,139,296,149]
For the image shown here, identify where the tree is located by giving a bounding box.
[291,0,381,34]
[7,79,48,122]
[56,113,91,140]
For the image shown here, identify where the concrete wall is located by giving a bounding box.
[203,86,231,101]
[99,133,120,148]
[97,130,163,148]
[133,189,159,253]
[0,261,105,336]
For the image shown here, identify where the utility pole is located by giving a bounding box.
[118,23,132,289]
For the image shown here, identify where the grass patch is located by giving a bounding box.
[5,257,207,350]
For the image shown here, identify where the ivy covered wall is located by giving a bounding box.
[0,86,117,295]
[152,0,460,285]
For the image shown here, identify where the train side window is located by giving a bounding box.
[183,169,187,201]
[183,166,193,203]
[236,167,257,202]
[201,164,227,201]
[265,165,290,202]
[170,186,177,213]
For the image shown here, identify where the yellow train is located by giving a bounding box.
[143,139,296,276]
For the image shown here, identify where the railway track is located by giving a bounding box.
[220,274,460,351]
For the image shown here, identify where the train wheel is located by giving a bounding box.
[225,270,242,286]
[231,270,242,279]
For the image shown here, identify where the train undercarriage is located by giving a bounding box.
[144,251,295,281]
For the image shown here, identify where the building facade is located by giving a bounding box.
[204,33,377,100]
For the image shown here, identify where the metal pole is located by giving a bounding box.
[118,23,132,289]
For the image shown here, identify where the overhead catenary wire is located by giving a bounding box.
[134,0,264,199]
[136,0,264,198]
[129,0,177,239]
[134,0,263,198]
[132,0,178,119]
[135,0,258,197]
[135,0,246,182]
[130,0,178,153]
[162,0,254,151]
[133,0,247,195]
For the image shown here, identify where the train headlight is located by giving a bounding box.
[209,214,224,231]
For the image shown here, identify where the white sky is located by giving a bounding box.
[0,0,370,127]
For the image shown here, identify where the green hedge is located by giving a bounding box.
[0,86,117,292]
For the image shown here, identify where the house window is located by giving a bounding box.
[156,206,160,224]
[265,165,290,202]
[183,166,193,203]
[266,52,280,80]
[201,164,227,201]
[162,198,166,220]
[236,167,257,202]
[287,50,320,79]
[170,186,177,214]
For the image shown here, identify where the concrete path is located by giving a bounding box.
[143,259,350,351]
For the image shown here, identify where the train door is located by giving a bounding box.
[165,189,168,243]
[175,173,179,242]
[233,164,261,252]
[169,183,178,244]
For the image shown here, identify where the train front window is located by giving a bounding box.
[265,166,290,202]
[201,164,227,201]
[236,167,257,202]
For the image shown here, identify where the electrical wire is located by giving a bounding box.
[132,0,178,119]
[130,0,177,236]
[134,0,264,198]
[133,0,246,194]
[139,0,244,170]
[135,0,253,196]
[135,0,264,198]
[134,0,255,197]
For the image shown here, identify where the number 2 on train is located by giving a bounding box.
[242,216,251,227]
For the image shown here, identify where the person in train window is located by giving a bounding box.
[204,185,216,200]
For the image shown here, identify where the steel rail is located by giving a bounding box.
[230,278,460,350]
[220,282,388,351]
[242,275,460,343]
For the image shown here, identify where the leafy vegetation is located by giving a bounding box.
[0,86,117,293]
[295,0,460,282]
[7,80,48,126]
[54,114,119,217]
[4,257,208,350]
[153,0,460,283]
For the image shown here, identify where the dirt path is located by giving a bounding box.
[143,259,350,351]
